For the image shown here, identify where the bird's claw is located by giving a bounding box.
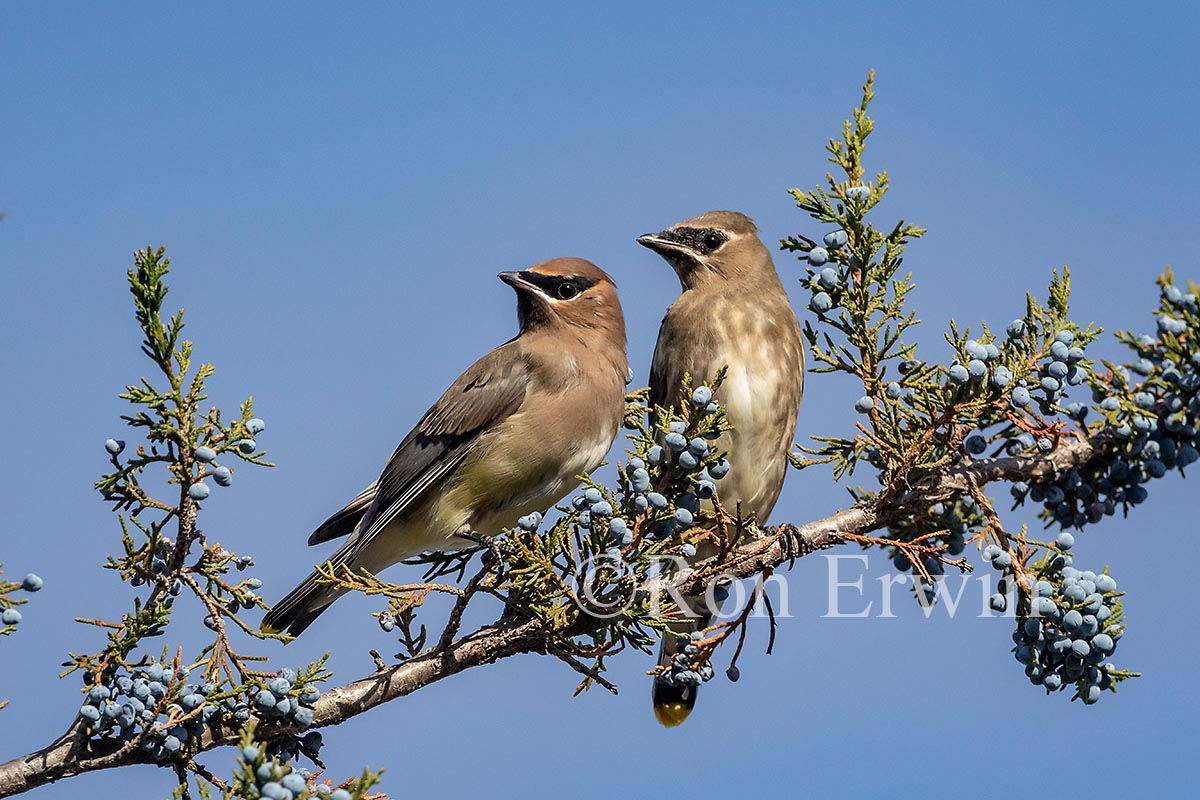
[459,529,510,572]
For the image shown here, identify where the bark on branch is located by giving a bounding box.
[0,433,1101,798]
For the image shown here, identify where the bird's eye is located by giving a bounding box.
[557,281,580,300]
[702,232,724,251]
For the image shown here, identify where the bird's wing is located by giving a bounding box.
[347,341,529,557]
[649,313,689,427]
[648,318,671,416]
[307,481,378,545]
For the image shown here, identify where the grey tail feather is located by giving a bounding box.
[652,669,698,717]
[267,534,364,637]
[307,507,364,546]
[652,582,728,725]
[262,571,344,637]
[308,482,377,546]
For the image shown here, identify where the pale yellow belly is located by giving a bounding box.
[709,359,794,521]
[349,409,615,572]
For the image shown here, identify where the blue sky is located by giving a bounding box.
[2,3,1198,798]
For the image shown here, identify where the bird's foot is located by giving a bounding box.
[457,528,510,572]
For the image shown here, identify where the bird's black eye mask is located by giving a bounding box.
[519,271,597,300]
[661,226,729,256]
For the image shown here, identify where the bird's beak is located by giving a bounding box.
[498,270,537,292]
[636,231,690,256]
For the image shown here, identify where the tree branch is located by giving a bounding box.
[0,431,1104,798]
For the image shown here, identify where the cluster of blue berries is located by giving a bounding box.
[1011,462,1121,529]
[980,533,1127,702]
[76,662,318,761]
[189,418,266,501]
[103,418,264,502]
[1019,549,1124,702]
[1012,319,1198,530]
[947,337,1004,387]
[888,500,976,605]
[659,629,719,689]
[104,420,263,501]
[241,740,347,800]
[572,484,629,545]
[0,573,42,628]
[801,228,851,314]
[936,325,1097,466]
[947,328,1088,423]
[1016,329,1087,412]
[570,386,730,554]
[1155,280,1195,332]
[252,667,319,730]
[265,730,324,763]
[856,320,1095,450]
[76,663,201,757]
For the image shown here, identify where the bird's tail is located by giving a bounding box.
[652,585,727,727]
[262,538,359,638]
[652,617,706,727]
[261,570,346,637]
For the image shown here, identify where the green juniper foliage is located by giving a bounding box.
[3,73,1199,797]
[61,248,383,798]
[779,72,1183,701]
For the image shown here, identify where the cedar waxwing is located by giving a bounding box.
[637,210,805,726]
[264,258,629,636]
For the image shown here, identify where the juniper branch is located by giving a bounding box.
[0,427,1110,798]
